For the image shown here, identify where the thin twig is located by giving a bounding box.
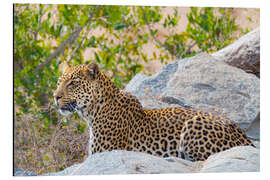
[68,19,93,63]
[140,7,179,58]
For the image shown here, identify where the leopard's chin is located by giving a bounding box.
[58,102,77,116]
[59,109,73,116]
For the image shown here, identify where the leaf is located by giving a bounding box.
[151,29,158,36]
[114,24,126,30]
[153,52,157,59]
[94,52,101,63]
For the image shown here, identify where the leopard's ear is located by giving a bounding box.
[59,61,70,73]
[86,62,99,80]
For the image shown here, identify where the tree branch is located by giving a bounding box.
[35,6,100,71]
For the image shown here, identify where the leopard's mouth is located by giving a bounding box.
[58,102,77,115]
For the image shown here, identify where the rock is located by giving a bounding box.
[212,28,260,77]
[163,53,259,129]
[44,147,259,175]
[44,150,196,175]
[200,146,259,173]
[14,168,37,176]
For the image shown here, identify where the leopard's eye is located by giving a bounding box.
[67,81,74,87]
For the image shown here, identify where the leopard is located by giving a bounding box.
[53,61,255,161]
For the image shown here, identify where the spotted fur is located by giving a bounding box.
[179,116,255,161]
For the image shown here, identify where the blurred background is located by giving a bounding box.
[13,4,259,174]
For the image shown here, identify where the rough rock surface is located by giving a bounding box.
[126,53,260,129]
[44,150,197,175]
[41,146,258,176]
[164,53,259,128]
[212,28,260,77]
[200,146,260,172]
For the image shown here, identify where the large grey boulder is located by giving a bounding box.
[200,146,260,173]
[45,150,196,175]
[126,53,260,129]
[163,53,259,128]
[44,146,259,175]
[212,27,260,77]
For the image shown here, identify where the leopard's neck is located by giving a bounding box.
[77,76,145,135]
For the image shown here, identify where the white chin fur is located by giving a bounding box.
[54,99,58,106]
[59,109,72,116]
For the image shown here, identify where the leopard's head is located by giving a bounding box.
[53,61,100,116]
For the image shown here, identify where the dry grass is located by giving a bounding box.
[14,107,89,175]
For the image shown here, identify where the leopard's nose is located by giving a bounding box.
[53,92,62,105]
[54,94,62,102]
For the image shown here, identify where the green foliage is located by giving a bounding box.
[14,4,250,174]
[186,7,238,53]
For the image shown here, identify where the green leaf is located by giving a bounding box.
[94,52,101,63]
[114,24,126,30]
